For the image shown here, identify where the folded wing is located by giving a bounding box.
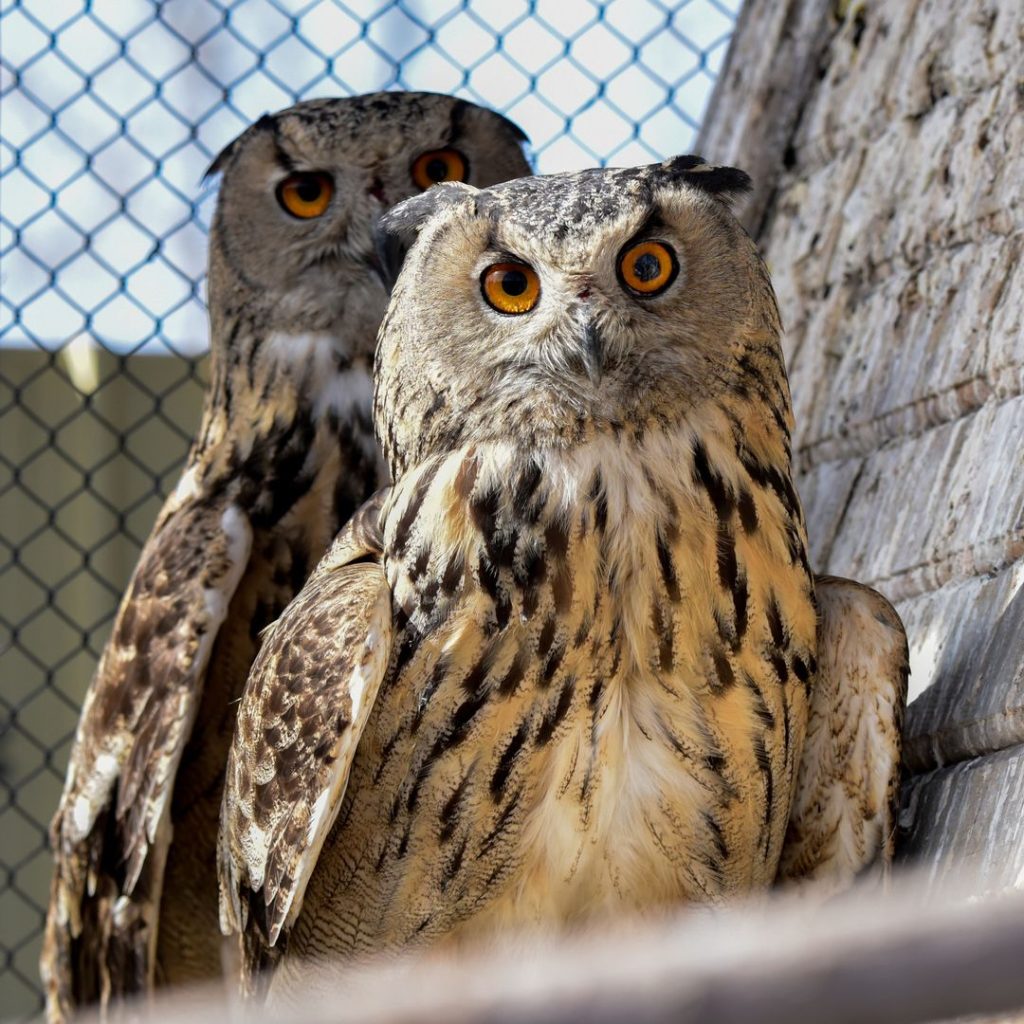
[777,575,908,896]
[42,477,251,1021]
[218,494,392,968]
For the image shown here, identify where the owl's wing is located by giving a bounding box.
[42,472,251,1019]
[776,575,908,896]
[218,493,392,960]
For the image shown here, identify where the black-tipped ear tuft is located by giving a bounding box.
[202,142,235,183]
[660,155,753,204]
[378,181,477,237]
[202,113,277,182]
[375,183,477,289]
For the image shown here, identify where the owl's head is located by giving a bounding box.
[376,157,785,474]
[204,93,530,344]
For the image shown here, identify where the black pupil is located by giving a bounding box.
[633,251,661,282]
[501,269,528,296]
[426,157,449,181]
[295,177,322,202]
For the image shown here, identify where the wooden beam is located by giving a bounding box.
[82,877,1024,1024]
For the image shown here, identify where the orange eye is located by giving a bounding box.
[618,240,678,296]
[276,171,334,219]
[412,149,468,189]
[481,262,541,315]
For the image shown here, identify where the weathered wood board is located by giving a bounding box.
[73,876,1024,1024]
[698,0,1024,881]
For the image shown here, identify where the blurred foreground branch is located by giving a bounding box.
[76,872,1024,1024]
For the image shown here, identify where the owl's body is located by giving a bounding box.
[279,415,815,976]
[218,159,902,1001]
[43,93,529,1021]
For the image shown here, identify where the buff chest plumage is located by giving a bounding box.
[219,159,907,1000]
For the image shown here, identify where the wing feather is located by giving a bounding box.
[218,494,391,956]
[42,479,251,1021]
[776,575,908,896]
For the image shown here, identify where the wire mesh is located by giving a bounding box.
[0,0,737,1015]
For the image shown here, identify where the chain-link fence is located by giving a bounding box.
[0,0,737,1015]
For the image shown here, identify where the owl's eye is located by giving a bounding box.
[618,240,678,296]
[412,149,468,190]
[481,262,541,315]
[276,172,334,219]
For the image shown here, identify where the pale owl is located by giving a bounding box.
[218,157,908,1000]
[42,92,530,1022]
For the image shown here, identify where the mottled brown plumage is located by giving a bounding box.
[219,493,391,992]
[218,158,907,1001]
[778,575,908,894]
[42,93,529,1022]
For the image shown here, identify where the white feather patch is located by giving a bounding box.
[111,894,132,928]
[305,788,333,848]
[242,821,271,891]
[172,464,202,506]
[263,331,374,424]
[66,739,128,843]
[71,796,93,836]
[315,366,374,423]
[203,505,252,628]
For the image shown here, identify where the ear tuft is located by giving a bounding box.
[202,113,277,183]
[375,182,478,289]
[378,181,477,237]
[659,155,753,205]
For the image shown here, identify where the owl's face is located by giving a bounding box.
[206,93,530,336]
[377,158,780,469]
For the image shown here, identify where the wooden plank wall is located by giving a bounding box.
[698,0,1024,885]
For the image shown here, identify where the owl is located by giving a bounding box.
[42,92,530,1022]
[217,157,908,1000]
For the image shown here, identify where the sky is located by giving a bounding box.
[0,0,739,359]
